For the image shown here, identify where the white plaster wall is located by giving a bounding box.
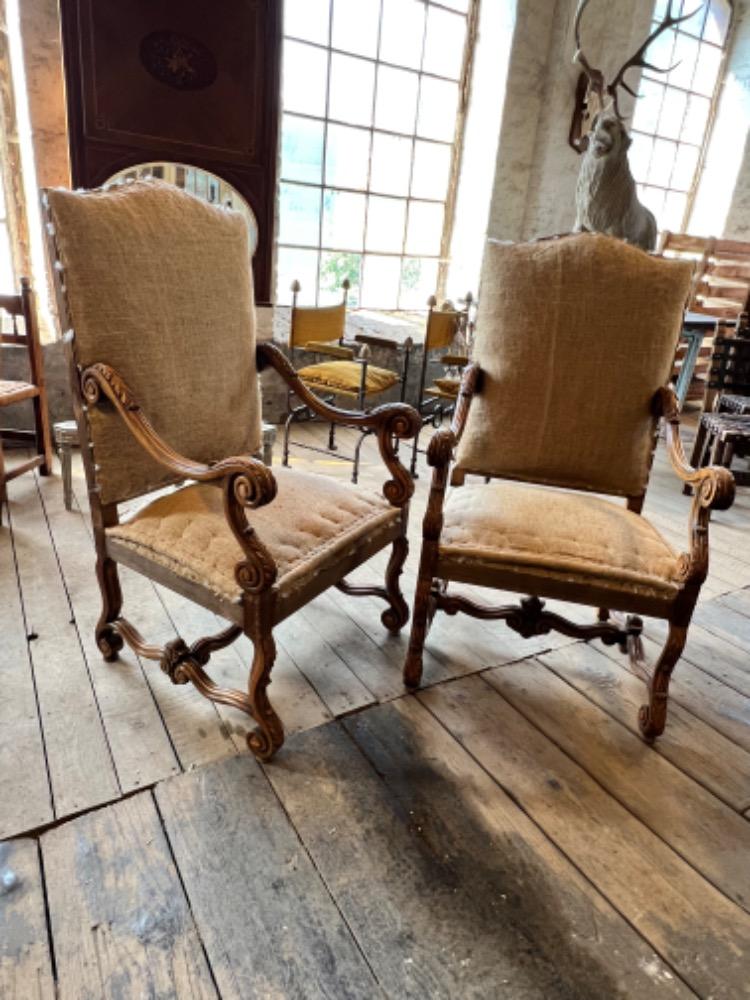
[487,0,655,243]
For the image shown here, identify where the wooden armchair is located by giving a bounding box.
[43,180,419,761]
[405,234,734,741]
[283,280,413,482]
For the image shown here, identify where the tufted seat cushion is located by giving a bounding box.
[297,360,400,397]
[107,467,400,606]
[439,481,682,600]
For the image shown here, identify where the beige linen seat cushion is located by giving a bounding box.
[438,481,682,603]
[107,467,400,606]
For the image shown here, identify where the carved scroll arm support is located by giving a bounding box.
[81,362,279,596]
[655,386,735,585]
[257,341,420,507]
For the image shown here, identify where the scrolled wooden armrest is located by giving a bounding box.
[655,386,735,511]
[81,362,277,506]
[258,341,420,507]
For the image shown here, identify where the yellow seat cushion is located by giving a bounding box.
[297,360,400,397]
[439,481,681,600]
[107,467,399,605]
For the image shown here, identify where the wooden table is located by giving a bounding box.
[674,312,718,408]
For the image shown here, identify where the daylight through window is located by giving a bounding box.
[277,0,472,309]
[629,0,732,233]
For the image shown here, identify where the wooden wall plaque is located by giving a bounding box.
[58,0,281,302]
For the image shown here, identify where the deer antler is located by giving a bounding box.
[608,1,704,118]
[573,0,606,100]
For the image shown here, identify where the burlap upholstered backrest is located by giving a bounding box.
[46,181,262,505]
[455,234,694,497]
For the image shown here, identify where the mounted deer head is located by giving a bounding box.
[571,0,703,251]
[569,0,703,153]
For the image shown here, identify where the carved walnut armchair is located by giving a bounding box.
[405,234,734,741]
[43,180,419,760]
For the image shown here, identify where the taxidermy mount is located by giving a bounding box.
[571,0,702,251]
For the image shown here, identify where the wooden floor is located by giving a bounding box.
[2,419,750,998]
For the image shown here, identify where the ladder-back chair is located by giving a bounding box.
[43,180,419,761]
[405,234,734,743]
[0,278,53,523]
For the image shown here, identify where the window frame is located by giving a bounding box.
[630,0,735,234]
[276,0,478,309]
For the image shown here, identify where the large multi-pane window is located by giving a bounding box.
[629,0,732,233]
[277,0,473,308]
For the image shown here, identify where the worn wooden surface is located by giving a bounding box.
[1,420,750,997]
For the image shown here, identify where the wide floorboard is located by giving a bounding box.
[2,418,749,997]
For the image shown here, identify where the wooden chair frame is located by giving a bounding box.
[282,280,413,483]
[0,277,53,523]
[404,364,735,741]
[44,198,420,761]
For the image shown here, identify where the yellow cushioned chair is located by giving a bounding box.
[283,279,412,483]
[43,180,419,761]
[404,233,735,742]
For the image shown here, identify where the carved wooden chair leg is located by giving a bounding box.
[638,621,687,740]
[245,617,284,761]
[95,556,124,660]
[404,571,434,688]
[381,534,409,633]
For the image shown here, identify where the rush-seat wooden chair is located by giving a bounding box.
[409,293,473,476]
[404,234,735,741]
[0,277,53,524]
[43,180,420,761]
[282,279,412,482]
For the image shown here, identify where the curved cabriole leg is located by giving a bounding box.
[382,535,409,633]
[638,622,687,740]
[246,623,284,761]
[404,573,433,688]
[95,556,124,661]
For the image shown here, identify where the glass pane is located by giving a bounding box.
[668,32,699,90]
[681,93,710,143]
[322,189,366,250]
[411,140,452,200]
[370,133,412,196]
[380,0,425,70]
[329,54,375,126]
[399,257,439,310]
[417,77,459,141]
[632,78,664,135]
[422,7,466,80]
[283,41,328,117]
[678,2,707,39]
[643,27,675,81]
[276,247,319,306]
[657,87,687,141]
[319,252,362,307]
[437,0,469,10]
[671,143,700,191]
[628,133,654,184]
[692,41,723,96]
[278,182,321,246]
[361,254,401,309]
[639,185,666,226]
[365,196,407,253]
[284,0,330,45]
[332,0,380,58]
[375,65,419,134]
[648,138,677,187]
[325,124,371,188]
[405,200,444,255]
[281,115,324,183]
[663,189,688,231]
[704,0,731,45]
